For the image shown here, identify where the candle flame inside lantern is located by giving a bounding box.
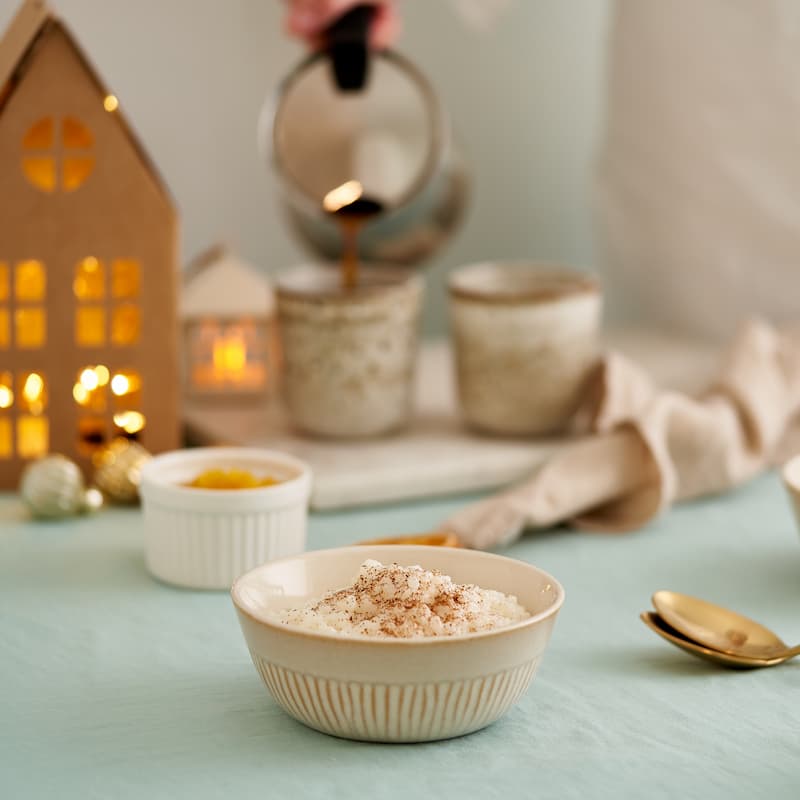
[323,179,363,213]
[212,330,247,375]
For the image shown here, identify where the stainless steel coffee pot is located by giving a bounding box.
[261,5,469,267]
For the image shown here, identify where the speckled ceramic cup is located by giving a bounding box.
[449,262,601,436]
[276,266,423,438]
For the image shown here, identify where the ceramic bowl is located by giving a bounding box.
[231,545,564,742]
[276,266,423,438]
[781,454,800,536]
[448,261,601,435]
[140,447,312,590]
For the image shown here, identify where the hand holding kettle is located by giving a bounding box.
[285,0,400,49]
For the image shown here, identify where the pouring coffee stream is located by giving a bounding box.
[323,179,385,290]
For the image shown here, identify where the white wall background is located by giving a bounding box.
[0,0,610,334]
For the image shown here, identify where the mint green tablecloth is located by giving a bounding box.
[2,476,800,799]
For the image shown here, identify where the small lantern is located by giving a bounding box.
[181,244,278,402]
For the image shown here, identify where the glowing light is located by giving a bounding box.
[15,260,46,302]
[323,179,363,213]
[113,411,145,435]
[23,372,44,403]
[80,367,99,391]
[22,156,56,192]
[103,95,119,113]
[18,416,48,458]
[0,419,10,458]
[15,307,46,348]
[112,259,140,299]
[94,365,110,386]
[213,331,247,375]
[73,382,89,405]
[111,303,140,345]
[0,385,12,409]
[111,374,129,396]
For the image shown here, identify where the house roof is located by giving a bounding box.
[0,0,174,207]
[182,245,276,318]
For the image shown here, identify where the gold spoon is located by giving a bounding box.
[652,590,800,664]
[354,531,462,548]
[638,612,787,668]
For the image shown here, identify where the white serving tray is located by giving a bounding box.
[183,328,718,510]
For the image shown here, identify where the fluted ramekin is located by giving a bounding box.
[232,545,564,742]
[140,447,312,589]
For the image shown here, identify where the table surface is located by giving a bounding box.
[2,477,800,800]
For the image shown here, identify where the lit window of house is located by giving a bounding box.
[16,371,48,458]
[22,116,94,193]
[74,257,141,347]
[0,371,12,458]
[14,260,46,349]
[73,365,145,453]
[0,263,8,349]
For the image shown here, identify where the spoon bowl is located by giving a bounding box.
[652,590,797,661]
[639,612,792,669]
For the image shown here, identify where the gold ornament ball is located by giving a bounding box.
[19,455,88,519]
[93,438,152,503]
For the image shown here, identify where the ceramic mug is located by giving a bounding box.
[276,266,423,438]
[448,262,601,436]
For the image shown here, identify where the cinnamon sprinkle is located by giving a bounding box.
[275,560,530,639]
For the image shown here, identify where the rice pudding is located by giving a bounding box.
[275,559,530,638]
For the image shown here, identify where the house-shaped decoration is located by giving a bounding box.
[0,0,180,487]
[181,244,277,402]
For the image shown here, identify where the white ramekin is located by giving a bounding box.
[140,447,312,590]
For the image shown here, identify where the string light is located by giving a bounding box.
[0,385,12,409]
[79,367,99,391]
[111,374,129,396]
[23,372,44,402]
[103,95,119,113]
[94,365,110,386]
[73,382,89,405]
[113,411,145,434]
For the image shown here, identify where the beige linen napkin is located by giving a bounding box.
[444,319,800,549]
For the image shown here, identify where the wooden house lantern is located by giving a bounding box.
[181,244,277,402]
[0,0,180,488]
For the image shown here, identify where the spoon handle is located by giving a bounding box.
[787,643,800,659]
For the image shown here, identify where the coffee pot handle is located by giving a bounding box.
[325,4,376,91]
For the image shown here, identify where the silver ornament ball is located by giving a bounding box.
[19,455,87,519]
